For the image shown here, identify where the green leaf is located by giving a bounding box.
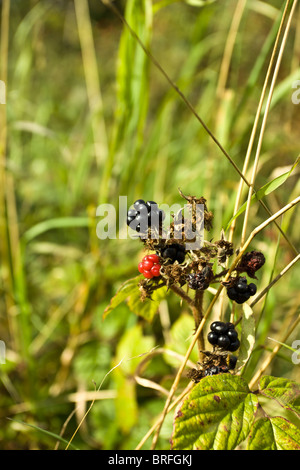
[22,217,91,242]
[127,284,168,322]
[103,276,141,319]
[225,156,300,231]
[259,376,300,418]
[171,374,259,450]
[103,276,167,322]
[236,303,255,371]
[247,417,300,450]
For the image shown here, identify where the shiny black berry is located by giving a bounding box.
[248,283,257,295]
[228,339,240,352]
[227,329,238,341]
[133,199,146,209]
[236,278,248,293]
[210,321,228,334]
[217,335,231,349]
[207,331,218,345]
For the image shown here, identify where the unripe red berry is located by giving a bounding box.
[139,254,162,279]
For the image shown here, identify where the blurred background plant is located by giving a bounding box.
[0,0,299,449]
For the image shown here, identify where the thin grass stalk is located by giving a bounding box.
[74,0,108,171]
[248,313,300,389]
[228,0,292,246]
[240,0,298,247]
[0,0,15,347]
[216,0,247,98]
[250,253,300,309]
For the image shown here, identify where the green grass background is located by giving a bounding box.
[0,0,299,449]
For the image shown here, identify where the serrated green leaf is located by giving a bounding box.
[236,303,255,371]
[225,156,300,231]
[127,284,168,322]
[103,276,167,322]
[103,276,142,319]
[247,417,300,450]
[172,374,258,450]
[259,376,300,418]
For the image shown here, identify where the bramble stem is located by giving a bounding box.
[169,284,194,306]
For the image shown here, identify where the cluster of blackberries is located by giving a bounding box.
[226,277,257,304]
[187,266,213,291]
[127,199,165,233]
[160,243,185,264]
[207,321,240,352]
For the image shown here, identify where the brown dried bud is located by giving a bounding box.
[214,239,234,264]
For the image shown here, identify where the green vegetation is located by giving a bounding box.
[0,0,299,450]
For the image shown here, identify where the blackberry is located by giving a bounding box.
[187,266,213,291]
[127,199,165,233]
[161,243,186,264]
[207,321,240,352]
[226,277,257,304]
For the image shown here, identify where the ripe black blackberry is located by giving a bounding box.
[207,321,240,352]
[226,277,257,304]
[160,243,185,264]
[127,199,165,233]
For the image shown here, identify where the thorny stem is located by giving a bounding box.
[169,284,194,307]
